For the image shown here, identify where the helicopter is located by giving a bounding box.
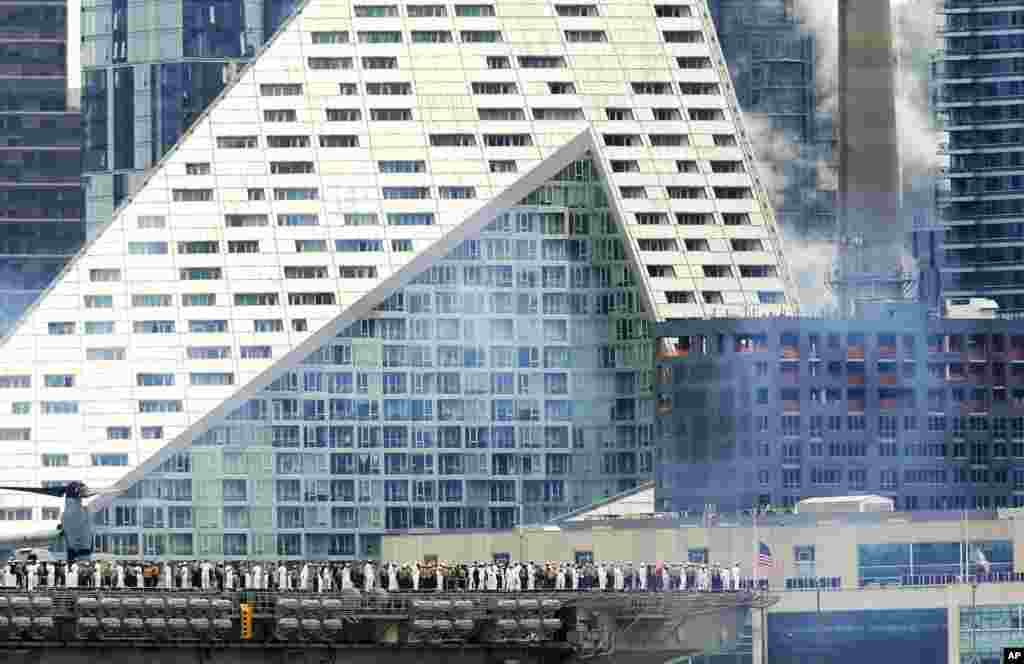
[0,482,119,562]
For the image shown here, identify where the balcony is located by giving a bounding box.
[782,400,801,414]
[1010,350,1024,362]
[848,374,866,386]
[848,347,865,361]
[848,400,866,413]
[968,351,988,363]
[879,374,899,386]
[878,345,898,359]
[879,399,899,411]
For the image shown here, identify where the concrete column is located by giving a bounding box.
[751,606,766,664]
[946,585,960,664]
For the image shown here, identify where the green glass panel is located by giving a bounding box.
[251,507,273,530]
[353,338,383,367]
[195,506,221,530]
[253,480,273,505]
[251,532,274,556]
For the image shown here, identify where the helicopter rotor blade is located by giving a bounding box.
[81,488,123,498]
[0,485,67,495]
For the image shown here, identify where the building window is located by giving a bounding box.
[326,108,361,122]
[216,136,257,149]
[472,81,518,95]
[41,454,68,467]
[793,545,815,578]
[264,109,297,122]
[89,268,121,282]
[556,4,598,16]
[308,56,353,69]
[92,454,129,466]
[518,56,566,68]
[44,374,74,388]
[312,31,349,44]
[48,322,75,335]
[259,83,302,96]
[358,31,402,44]
[171,189,212,202]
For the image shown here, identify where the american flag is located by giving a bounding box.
[758,541,774,568]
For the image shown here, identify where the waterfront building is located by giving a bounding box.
[385,499,1024,664]
[0,0,796,558]
[655,301,1024,514]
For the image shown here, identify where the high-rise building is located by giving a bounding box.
[707,0,835,240]
[0,0,84,334]
[654,301,1024,515]
[938,1,1024,311]
[80,0,304,239]
[0,0,796,559]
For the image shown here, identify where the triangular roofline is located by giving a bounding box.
[0,0,315,348]
[92,127,656,511]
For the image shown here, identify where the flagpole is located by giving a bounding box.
[752,502,758,590]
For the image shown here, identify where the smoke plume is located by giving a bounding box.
[735,0,940,310]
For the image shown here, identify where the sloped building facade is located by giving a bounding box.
[0,0,795,558]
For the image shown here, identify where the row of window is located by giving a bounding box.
[303,4,689,21]
[300,29,701,49]
[259,79,720,100]
[174,185,477,204]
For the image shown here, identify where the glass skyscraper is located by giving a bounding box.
[81,0,302,238]
[0,0,84,334]
[939,1,1024,311]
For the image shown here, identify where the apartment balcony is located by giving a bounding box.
[848,347,865,361]
[1010,350,1024,362]
[848,400,866,414]
[782,400,801,414]
[878,345,898,359]
[848,374,866,386]
[780,346,800,360]
[879,399,899,411]
[879,374,899,386]
[968,351,988,363]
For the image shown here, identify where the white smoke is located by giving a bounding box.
[784,239,838,314]
[742,112,800,201]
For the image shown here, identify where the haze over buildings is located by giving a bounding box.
[0,0,799,558]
